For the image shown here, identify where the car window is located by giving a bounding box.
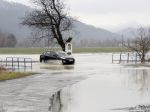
[58,52,68,56]
[46,52,51,54]
[42,51,51,55]
[50,52,55,55]
[43,51,59,56]
[45,51,51,55]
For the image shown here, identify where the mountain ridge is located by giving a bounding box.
[0,0,121,44]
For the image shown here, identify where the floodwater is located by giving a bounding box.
[0,54,150,112]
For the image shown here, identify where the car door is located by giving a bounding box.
[44,51,51,60]
[50,51,58,60]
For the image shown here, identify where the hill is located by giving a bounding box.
[0,0,121,47]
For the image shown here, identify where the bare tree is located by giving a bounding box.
[0,32,17,47]
[7,34,17,47]
[123,27,150,63]
[22,0,74,51]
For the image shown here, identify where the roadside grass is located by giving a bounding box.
[0,70,33,81]
[0,47,128,54]
[0,66,33,81]
[73,47,128,53]
[0,48,45,54]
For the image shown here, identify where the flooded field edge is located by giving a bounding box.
[0,53,150,112]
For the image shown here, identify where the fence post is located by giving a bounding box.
[135,53,137,63]
[24,58,26,68]
[112,54,113,63]
[17,58,19,69]
[0,59,2,66]
[12,58,13,68]
[6,58,7,67]
[31,59,32,69]
[119,53,122,64]
[127,53,129,63]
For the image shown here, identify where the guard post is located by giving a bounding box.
[65,43,72,55]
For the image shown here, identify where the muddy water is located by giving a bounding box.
[0,53,150,112]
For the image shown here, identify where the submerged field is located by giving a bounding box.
[0,47,128,54]
[0,53,149,112]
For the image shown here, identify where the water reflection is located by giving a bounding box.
[122,69,150,94]
[49,91,62,112]
[113,105,150,112]
[0,104,7,112]
[49,88,71,112]
[40,65,74,71]
[110,69,150,112]
[47,67,150,112]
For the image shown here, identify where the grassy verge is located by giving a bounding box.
[0,70,33,81]
[0,48,45,54]
[73,47,128,53]
[0,47,128,54]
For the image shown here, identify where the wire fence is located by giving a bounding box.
[112,53,150,64]
[0,57,34,71]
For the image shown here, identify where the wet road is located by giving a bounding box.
[0,53,150,112]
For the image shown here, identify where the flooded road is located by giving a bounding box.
[0,53,150,112]
[51,69,150,112]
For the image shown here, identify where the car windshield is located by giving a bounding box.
[57,52,68,57]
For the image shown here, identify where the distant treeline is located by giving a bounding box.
[0,31,17,47]
[16,37,122,48]
[72,38,121,48]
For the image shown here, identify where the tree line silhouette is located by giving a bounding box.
[0,31,17,47]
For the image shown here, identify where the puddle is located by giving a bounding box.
[49,68,150,112]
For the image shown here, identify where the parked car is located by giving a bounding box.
[40,51,75,65]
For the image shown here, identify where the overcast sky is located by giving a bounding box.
[5,0,150,31]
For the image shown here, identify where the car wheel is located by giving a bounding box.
[40,58,42,63]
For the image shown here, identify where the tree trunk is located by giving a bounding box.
[51,25,66,51]
[56,27,66,51]
[141,55,145,63]
[56,37,65,51]
[60,42,65,51]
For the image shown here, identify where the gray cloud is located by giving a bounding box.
[68,0,150,14]
[5,0,150,31]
